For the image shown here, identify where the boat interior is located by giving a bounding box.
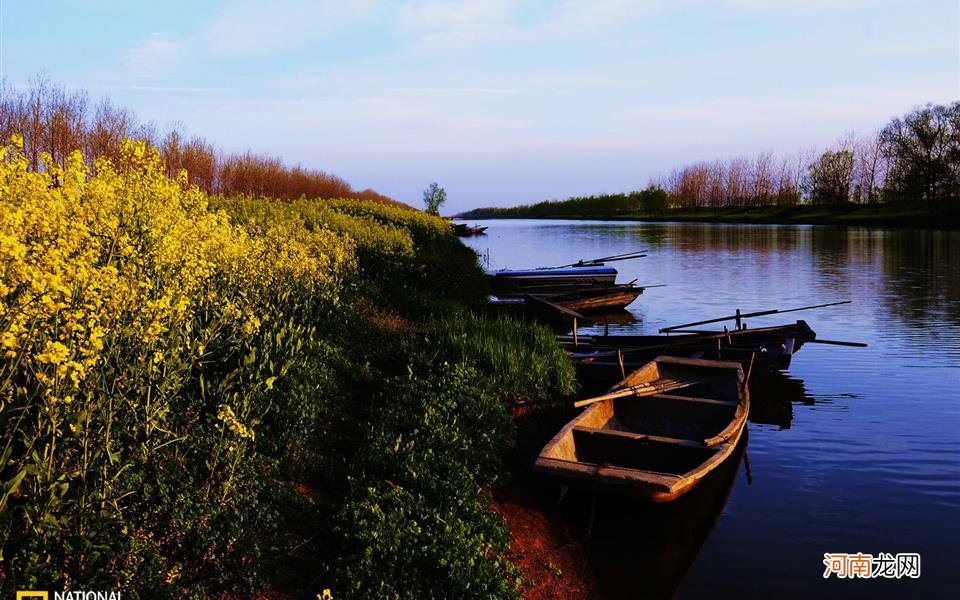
[543,358,743,477]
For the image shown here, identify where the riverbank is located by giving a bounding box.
[459,204,960,229]
[0,141,578,599]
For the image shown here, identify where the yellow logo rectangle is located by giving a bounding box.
[17,593,49,600]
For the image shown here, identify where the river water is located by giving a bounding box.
[460,219,960,599]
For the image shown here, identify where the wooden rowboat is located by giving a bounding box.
[479,284,644,323]
[533,283,644,313]
[535,356,748,502]
[487,265,618,295]
[562,320,815,393]
[561,320,815,366]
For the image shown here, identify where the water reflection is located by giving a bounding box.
[583,309,642,329]
[558,436,747,600]
[465,220,960,597]
[746,372,810,430]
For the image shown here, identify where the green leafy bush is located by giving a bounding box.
[428,311,577,407]
[327,364,520,599]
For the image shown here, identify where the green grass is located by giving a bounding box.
[427,311,577,408]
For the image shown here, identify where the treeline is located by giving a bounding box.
[462,102,960,218]
[0,75,397,204]
[657,101,959,213]
[461,187,669,218]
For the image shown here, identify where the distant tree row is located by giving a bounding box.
[655,102,959,214]
[460,187,670,219]
[0,75,397,205]
[461,102,959,218]
[644,102,960,214]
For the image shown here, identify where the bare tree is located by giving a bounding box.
[853,132,887,204]
[794,147,815,203]
[707,160,726,208]
[86,98,135,168]
[727,156,749,206]
[46,86,88,168]
[775,155,798,205]
[751,151,774,206]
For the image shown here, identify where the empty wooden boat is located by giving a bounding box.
[562,320,815,365]
[562,320,816,393]
[536,283,644,313]
[535,356,748,502]
[487,265,618,295]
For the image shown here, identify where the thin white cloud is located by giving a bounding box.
[395,0,655,54]
[699,0,879,13]
[386,86,519,95]
[123,34,183,77]
[207,0,380,55]
[94,85,238,93]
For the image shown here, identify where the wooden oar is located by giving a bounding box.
[523,294,584,319]
[742,352,756,392]
[574,378,698,408]
[546,250,649,269]
[806,339,868,347]
[659,300,852,333]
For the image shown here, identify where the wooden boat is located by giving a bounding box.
[535,356,748,501]
[454,223,488,236]
[479,283,644,324]
[562,321,815,358]
[537,283,644,313]
[487,265,618,295]
[562,320,815,394]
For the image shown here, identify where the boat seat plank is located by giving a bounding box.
[570,426,719,476]
[651,393,737,407]
[572,425,704,447]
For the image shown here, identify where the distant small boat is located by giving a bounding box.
[454,223,488,236]
[535,356,748,502]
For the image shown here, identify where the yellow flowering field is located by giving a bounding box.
[0,135,364,591]
[1,132,573,598]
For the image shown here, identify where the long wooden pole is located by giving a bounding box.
[806,339,868,347]
[742,352,756,391]
[548,250,649,269]
[659,301,852,333]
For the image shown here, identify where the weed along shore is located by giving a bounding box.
[0,139,586,598]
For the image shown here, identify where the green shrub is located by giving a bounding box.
[427,311,577,407]
[327,364,520,599]
[333,482,520,600]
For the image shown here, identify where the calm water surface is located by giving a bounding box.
[461,219,960,599]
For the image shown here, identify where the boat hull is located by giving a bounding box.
[535,356,749,502]
[549,287,644,313]
[488,266,618,295]
[564,321,815,393]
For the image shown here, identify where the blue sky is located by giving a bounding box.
[3,1,958,212]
